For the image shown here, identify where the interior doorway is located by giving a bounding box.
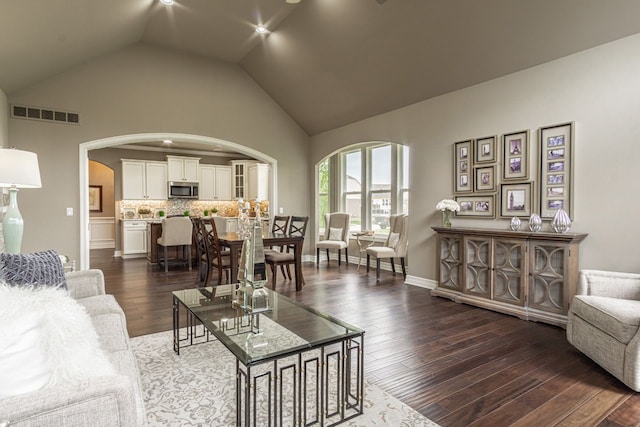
[79,132,278,270]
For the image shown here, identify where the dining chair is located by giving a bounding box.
[315,212,350,266]
[366,214,408,280]
[192,218,210,284]
[202,217,231,286]
[157,216,193,273]
[265,216,309,289]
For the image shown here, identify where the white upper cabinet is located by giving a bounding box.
[230,160,270,201]
[199,165,232,200]
[122,160,167,200]
[167,155,200,182]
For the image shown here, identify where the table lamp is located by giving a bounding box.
[0,148,42,253]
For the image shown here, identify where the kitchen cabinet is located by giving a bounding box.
[432,226,587,327]
[122,220,147,257]
[167,155,200,182]
[199,165,232,200]
[122,160,167,200]
[247,163,269,201]
[230,160,270,200]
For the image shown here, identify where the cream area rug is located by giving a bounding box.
[131,330,439,426]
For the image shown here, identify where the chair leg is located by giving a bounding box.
[345,248,348,267]
[401,258,406,278]
[316,248,320,267]
[285,264,292,280]
[326,249,330,264]
[187,245,192,271]
[391,258,396,274]
[366,254,370,273]
[338,249,341,266]
[376,258,381,280]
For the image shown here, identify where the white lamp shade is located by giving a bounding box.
[0,149,42,188]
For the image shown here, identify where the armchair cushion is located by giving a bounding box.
[571,295,640,344]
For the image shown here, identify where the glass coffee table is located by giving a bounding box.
[173,285,364,426]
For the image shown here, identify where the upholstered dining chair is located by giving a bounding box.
[202,218,231,286]
[157,216,193,273]
[265,216,309,289]
[366,214,408,280]
[315,212,350,266]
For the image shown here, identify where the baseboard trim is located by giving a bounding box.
[405,276,437,289]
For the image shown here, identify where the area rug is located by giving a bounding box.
[131,330,438,426]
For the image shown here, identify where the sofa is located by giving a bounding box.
[0,269,146,426]
[566,269,640,392]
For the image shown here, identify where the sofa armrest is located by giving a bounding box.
[0,376,137,427]
[65,269,106,300]
[578,269,640,300]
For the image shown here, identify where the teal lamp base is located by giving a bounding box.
[2,187,24,254]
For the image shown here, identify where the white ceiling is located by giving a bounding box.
[3,0,640,137]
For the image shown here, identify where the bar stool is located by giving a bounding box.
[157,217,193,273]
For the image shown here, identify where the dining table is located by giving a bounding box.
[217,231,306,291]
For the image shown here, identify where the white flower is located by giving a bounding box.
[436,198,460,212]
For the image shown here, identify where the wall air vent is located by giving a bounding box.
[11,104,80,126]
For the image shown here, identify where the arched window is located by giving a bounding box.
[317,142,409,236]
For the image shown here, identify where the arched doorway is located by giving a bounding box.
[88,160,116,250]
[79,133,278,269]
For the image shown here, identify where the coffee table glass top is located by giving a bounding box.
[173,286,364,365]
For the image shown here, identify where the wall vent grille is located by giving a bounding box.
[11,104,80,125]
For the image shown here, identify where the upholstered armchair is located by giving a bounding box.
[315,212,350,266]
[366,214,408,280]
[566,269,640,391]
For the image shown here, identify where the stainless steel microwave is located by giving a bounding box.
[168,182,199,199]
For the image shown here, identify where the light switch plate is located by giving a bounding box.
[66,207,73,216]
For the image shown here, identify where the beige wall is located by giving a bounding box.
[7,43,309,263]
[311,33,640,282]
[88,160,115,218]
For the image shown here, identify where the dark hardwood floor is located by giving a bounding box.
[91,249,639,426]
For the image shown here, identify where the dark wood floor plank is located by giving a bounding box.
[90,249,640,427]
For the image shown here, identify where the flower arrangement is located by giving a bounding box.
[436,198,460,228]
[436,199,460,213]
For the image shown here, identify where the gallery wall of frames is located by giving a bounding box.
[453,122,573,220]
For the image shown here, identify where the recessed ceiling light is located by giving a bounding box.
[162,139,173,144]
[286,0,301,3]
[160,0,173,5]
[255,26,268,34]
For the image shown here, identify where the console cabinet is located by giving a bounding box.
[432,227,587,327]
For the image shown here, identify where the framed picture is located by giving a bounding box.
[500,182,533,218]
[88,185,102,212]
[475,136,496,163]
[475,165,496,192]
[455,195,496,218]
[502,130,529,180]
[539,122,574,219]
[454,140,473,193]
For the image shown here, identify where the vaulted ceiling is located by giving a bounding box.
[3,0,640,136]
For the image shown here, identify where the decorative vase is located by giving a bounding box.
[552,209,571,233]
[442,210,452,228]
[528,213,542,232]
[510,216,521,231]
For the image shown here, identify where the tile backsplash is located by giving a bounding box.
[119,199,269,219]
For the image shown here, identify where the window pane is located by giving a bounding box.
[371,145,391,188]
[345,193,361,232]
[319,194,329,230]
[318,159,329,193]
[371,192,391,234]
[345,151,361,192]
[402,145,409,189]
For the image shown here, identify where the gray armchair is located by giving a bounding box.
[566,269,640,391]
